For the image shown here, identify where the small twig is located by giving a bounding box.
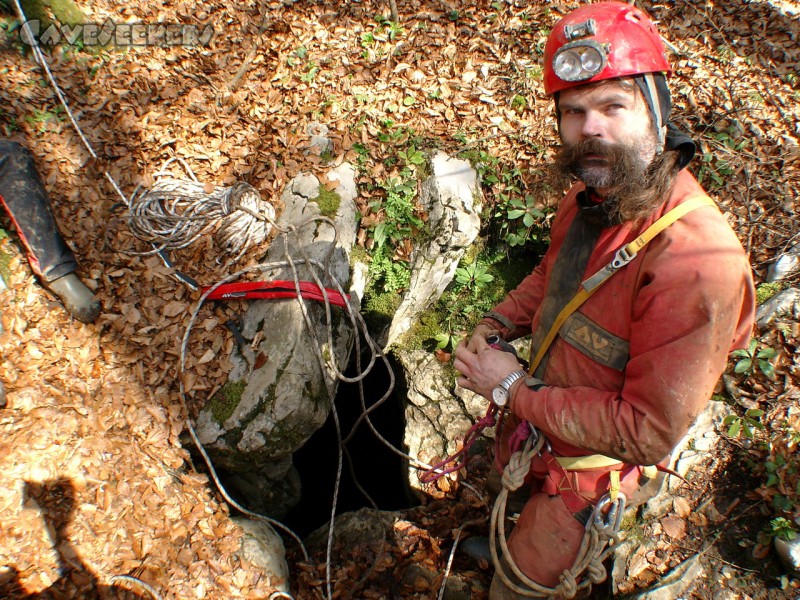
[228,13,272,91]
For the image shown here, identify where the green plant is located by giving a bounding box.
[364,167,424,294]
[502,195,546,247]
[24,105,65,132]
[367,244,410,293]
[722,407,764,439]
[300,61,319,83]
[731,338,777,379]
[696,152,733,189]
[762,517,797,542]
[511,94,528,113]
[434,331,460,352]
[370,170,422,248]
[287,46,308,67]
[454,260,494,294]
[398,145,424,166]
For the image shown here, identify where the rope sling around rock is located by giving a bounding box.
[488,196,716,598]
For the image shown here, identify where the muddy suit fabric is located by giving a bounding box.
[0,140,77,282]
[483,169,755,590]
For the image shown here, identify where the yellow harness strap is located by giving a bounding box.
[555,454,622,471]
[528,195,716,376]
[555,454,660,500]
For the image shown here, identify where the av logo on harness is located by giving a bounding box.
[562,312,629,371]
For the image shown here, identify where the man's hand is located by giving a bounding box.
[453,335,524,400]
[466,321,499,352]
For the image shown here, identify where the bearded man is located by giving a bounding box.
[453,3,755,598]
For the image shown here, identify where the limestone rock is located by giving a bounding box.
[383,151,482,351]
[395,348,488,491]
[756,287,800,329]
[194,164,359,485]
[234,517,291,593]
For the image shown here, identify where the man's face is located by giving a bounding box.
[556,81,660,194]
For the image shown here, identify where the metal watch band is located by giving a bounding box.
[500,370,527,391]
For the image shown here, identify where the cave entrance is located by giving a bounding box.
[281,353,417,539]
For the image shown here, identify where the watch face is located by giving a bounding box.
[492,386,507,406]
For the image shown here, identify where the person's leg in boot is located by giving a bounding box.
[0,140,100,323]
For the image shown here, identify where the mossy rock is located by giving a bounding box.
[19,0,85,27]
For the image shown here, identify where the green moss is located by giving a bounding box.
[620,512,646,542]
[756,281,785,305]
[314,186,341,219]
[362,288,402,333]
[350,245,369,268]
[403,310,445,351]
[209,380,246,423]
[20,0,85,27]
[0,229,11,283]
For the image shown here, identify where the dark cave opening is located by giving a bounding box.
[281,352,418,539]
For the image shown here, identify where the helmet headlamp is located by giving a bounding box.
[552,40,608,83]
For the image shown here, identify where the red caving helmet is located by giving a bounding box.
[543,2,672,96]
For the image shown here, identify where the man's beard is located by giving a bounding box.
[551,138,680,223]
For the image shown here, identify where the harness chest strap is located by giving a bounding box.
[527,195,716,376]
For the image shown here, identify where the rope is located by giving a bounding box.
[126,157,275,260]
[108,575,163,600]
[489,432,627,598]
[12,3,457,594]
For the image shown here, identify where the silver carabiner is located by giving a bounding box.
[527,423,551,455]
[587,492,627,535]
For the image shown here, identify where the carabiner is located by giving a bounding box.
[587,492,627,535]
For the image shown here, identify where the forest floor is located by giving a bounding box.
[0,0,799,598]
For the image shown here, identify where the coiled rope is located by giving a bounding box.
[489,433,626,598]
[126,157,275,261]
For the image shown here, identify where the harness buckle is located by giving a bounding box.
[611,246,636,270]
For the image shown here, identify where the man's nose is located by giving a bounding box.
[580,111,606,138]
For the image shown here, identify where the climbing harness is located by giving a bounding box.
[489,433,628,598]
[487,195,716,597]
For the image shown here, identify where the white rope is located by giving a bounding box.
[108,575,164,600]
[438,528,462,600]
[126,157,275,260]
[489,433,626,598]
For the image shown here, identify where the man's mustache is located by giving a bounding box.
[561,139,625,164]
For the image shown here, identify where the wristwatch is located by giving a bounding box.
[491,370,527,407]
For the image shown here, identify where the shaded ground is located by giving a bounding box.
[0,0,799,598]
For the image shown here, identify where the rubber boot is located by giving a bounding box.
[45,273,101,323]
